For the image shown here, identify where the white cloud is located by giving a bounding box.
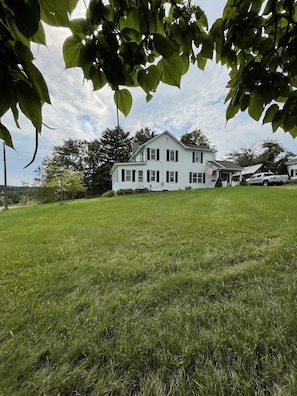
[2,0,297,186]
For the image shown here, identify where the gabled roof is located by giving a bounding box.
[285,157,297,165]
[209,160,243,171]
[232,163,265,177]
[130,130,213,160]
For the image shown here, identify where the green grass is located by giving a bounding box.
[1,186,297,395]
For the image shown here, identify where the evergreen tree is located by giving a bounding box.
[100,127,132,164]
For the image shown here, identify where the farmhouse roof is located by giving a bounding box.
[209,160,243,171]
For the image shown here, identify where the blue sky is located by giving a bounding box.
[2,0,297,186]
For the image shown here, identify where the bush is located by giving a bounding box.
[102,190,115,197]
[116,189,134,195]
[215,177,222,187]
[240,177,248,186]
[287,178,297,184]
[124,189,134,194]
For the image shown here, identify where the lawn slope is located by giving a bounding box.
[1,187,297,395]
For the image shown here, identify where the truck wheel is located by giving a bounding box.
[263,180,269,187]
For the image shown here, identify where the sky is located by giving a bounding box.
[2,0,297,186]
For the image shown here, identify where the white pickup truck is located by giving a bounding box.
[246,172,288,186]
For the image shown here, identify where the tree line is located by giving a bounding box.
[227,140,294,174]
[34,126,158,201]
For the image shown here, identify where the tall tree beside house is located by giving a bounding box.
[227,139,295,173]
[100,127,132,164]
[134,127,156,145]
[49,139,103,195]
[52,139,89,173]
[180,129,212,148]
[227,144,259,167]
[257,139,295,174]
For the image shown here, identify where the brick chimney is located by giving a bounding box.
[132,141,140,154]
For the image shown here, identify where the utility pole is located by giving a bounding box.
[3,142,8,210]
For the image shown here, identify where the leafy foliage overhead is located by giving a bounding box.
[63,0,210,116]
[0,0,79,148]
[211,0,297,137]
[2,0,297,154]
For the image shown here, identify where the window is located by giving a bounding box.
[147,148,159,160]
[166,171,178,183]
[147,170,160,182]
[138,170,143,182]
[140,151,144,161]
[192,151,203,163]
[189,172,205,183]
[126,170,132,181]
[121,169,136,182]
[167,149,178,162]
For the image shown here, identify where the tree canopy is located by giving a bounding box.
[1,0,297,153]
[180,129,211,147]
[227,139,294,173]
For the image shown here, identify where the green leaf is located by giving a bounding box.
[25,62,51,104]
[40,0,79,27]
[200,38,214,59]
[226,102,239,121]
[137,65,161,94]
[263,104,279,124]
[91,69,108,90]
[159,54,184,87]
[30,21,46,45]
[114,89,132,117]
[197,53,207,71]
[70,18,91,38]
[15,0,40,38]
[240,94,250,111]
[63,35,83,68]
[0,123,14,148]
[16,80,42,131]
[272,110,284,132]
[154,35,176,58]
[248,92,264,121]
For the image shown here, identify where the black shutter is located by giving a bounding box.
[157,171,160,182]
[189,172,192,183]
[167,150,170,161]
[175,150,178,162]
[201,152,203,163]
[122,169,125,182]
[192,152,195,163]
[147,170,150,182]
[157,149,160,160]
[166,171,169,182]
[203,173,206,183]
[147,148,150,160]
[132,170,136,182]
[175,172,178,183]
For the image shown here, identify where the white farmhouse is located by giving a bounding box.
[110,131,241,192]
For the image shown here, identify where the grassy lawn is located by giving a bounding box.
[1,186,297,395]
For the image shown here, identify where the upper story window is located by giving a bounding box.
[192,151,203,163]
[147,148,159,160]
[166,149,178,162]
